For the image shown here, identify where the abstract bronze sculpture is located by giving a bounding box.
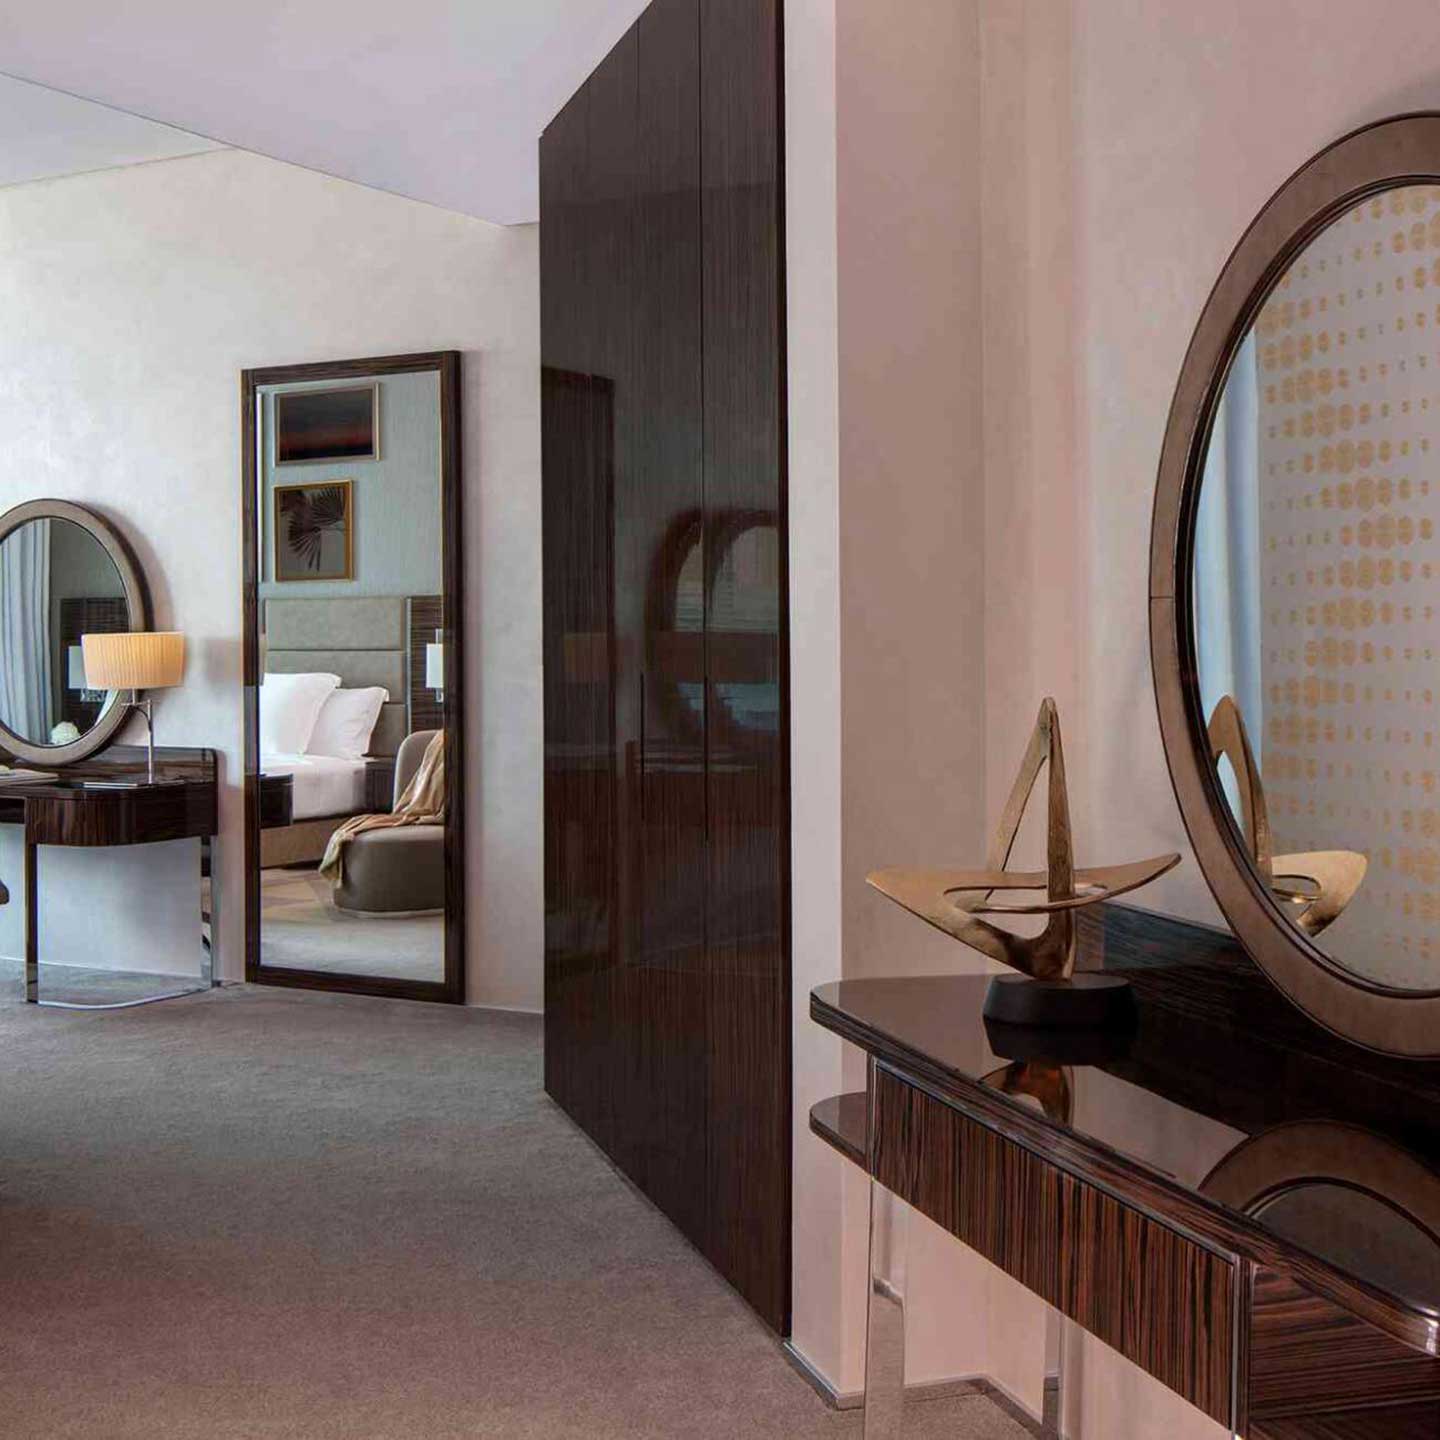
[868,699,1179,1026]
[1207,695,1365,940]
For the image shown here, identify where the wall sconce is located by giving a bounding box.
[66,645,104,703]
[425,630,445,705]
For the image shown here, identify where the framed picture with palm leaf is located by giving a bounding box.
[273,479,354,582]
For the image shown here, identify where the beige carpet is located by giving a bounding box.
[0,983,1033,1439]
[260,867,443,981]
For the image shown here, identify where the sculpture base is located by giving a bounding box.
[982,972,1135,1030]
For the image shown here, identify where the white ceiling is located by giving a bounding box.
[0,73,223,189]
[0,0,651,225]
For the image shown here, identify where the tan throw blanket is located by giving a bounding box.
[319,731,446,885]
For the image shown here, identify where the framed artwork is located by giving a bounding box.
[273,480,354,582]
[274,384,378,465]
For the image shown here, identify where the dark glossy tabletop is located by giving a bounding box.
[0,746,217,797]
[812,904,1440,1331]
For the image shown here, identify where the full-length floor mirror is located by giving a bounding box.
[242,352,464,1003]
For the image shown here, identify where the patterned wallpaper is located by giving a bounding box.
[1256,183,1440,987]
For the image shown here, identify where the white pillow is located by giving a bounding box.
[260,671,340,756]
[307,686,389,760]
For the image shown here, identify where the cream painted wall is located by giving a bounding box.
[787,0,1008,1403]
[785,0,850,1387]
[789,0,1440,1428]
[0,147,542,1009]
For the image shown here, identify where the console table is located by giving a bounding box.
[0,745,219,1008]
[811,905,1440,1438]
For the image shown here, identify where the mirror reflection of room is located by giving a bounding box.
[254,368,448,986]
[1193,183,1440,988]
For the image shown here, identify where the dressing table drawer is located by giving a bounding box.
[870,1066,1237,1426]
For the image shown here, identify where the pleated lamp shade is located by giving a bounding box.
[81,632,186,691]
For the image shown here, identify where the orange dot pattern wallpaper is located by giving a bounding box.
[1256,183,1440,987]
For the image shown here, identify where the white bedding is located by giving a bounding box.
[261,754,368,821]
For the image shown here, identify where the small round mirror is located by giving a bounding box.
[0,501,148,765]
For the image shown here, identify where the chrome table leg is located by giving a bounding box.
[864,1178,910,1439]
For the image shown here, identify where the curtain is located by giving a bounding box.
[1194,332,1263,753]
[0,517,53,741]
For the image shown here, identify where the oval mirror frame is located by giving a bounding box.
[1151,113,1440,1056]
[0,499,150,767]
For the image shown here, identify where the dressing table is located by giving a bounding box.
[813,904,1440,1438]
[0,747,219,1006]
[0,498,215,1008]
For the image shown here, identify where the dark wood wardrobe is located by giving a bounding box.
[540,0,790,1333]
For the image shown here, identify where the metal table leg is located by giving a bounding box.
[864,1176,909,1439]
[29,836,218,1010]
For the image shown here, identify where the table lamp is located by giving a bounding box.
[80,631,186,783]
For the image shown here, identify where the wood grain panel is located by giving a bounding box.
[540,29,618,1148]
[1252,1404,1440,1439]
[258,773,294,829]
[541,79,601,1141]
[58,595,128,731]
[632,0,708,1245]
[541,365,617,1154]
[1249,1268,1440,1426]
[541,0,789,1337]
[871,1066,1236,1425]
[1,747,218,849]
[700,0,790,1338]
[586,21,646,1190]
[407,594,444,735]
[25,783,215,848]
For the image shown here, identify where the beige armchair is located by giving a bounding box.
[332,730,445,915]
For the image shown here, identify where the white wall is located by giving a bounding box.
[787,0,1005,1402]
[0,147,542,1009]
[785,0,852,1387]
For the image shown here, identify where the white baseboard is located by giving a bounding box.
[780,1341,987,1411]
[781,1341,1052,1434]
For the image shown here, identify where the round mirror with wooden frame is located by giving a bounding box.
[0,499,150,767]
[1153,113,1440,1055]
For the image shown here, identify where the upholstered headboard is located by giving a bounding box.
[264,596,412,755]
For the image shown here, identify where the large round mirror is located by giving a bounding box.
[0,500,148,765]
[1154,115,1440,1053]
[1194,181,1440,989]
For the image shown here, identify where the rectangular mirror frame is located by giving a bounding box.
[241,351,464,1003]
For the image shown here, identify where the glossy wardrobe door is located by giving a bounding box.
[630,0,708,1244]
[541,0,789,1335]
[540,71,617,1156]
[698,0,789,1334]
